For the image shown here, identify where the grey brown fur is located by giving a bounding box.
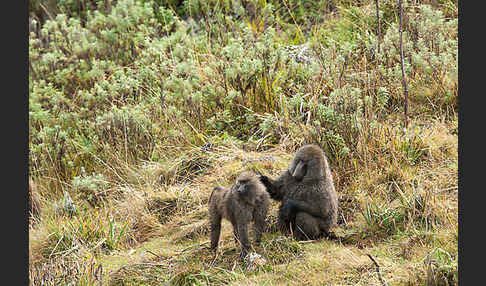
[208,171,270,258]
[259,144,338,240]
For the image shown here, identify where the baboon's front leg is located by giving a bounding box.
[236,223,250,259]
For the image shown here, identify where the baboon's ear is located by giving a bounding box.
[292,160,307,181]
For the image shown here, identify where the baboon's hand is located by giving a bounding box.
[259,175,279,198]
[279,200,298,222]
[258,173,267,182]
[258,175,272,188]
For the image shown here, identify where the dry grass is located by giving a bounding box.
[29,119,457,285]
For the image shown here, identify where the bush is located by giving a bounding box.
[378,4,458,111]
[29,0,457,194]
[71,168,109,206]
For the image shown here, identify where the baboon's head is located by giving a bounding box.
[288,144,327,181]
[234,171,261,196]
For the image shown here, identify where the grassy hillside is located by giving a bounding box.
[29,0,458,285]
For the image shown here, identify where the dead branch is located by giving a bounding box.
[176,241,210,253]
[298,240,317,244]
[436,186,458,194]
[367,254,390,286]
[146,249,163,259]
[398,0,409,128]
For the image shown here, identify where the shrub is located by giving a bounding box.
[71,168,109,207]
[378,4,457,112]
[95,105,156,161]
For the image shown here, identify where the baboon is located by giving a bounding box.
[208,171,270,258]
[29,178,41,225]
[259,144,338,241]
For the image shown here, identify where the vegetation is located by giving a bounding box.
[29,0,458,285]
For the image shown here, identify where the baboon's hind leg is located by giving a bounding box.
[277,214,293,237]
[253,208,267,245]
[232,225,240,245]
[293,212,321,241]
[210,214,222,250]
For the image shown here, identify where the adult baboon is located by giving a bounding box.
[259,144,338,241]
[208,171,270,258]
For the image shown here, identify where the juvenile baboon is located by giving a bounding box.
[29,178,41,225]
[259,144,338,241]
[208,171,270,258]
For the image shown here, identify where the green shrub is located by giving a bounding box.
[378,4,457,111]
[71,168,109,207]
[29,0,457,189]
[95,105,156,160]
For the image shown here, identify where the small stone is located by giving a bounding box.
[245,252,267,271]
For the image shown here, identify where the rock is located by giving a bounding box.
[245,252,267,271]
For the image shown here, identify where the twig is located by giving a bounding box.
[129,262,168,267]
[398,0,409,128]
[338,55,348,88]
[59,244,80,258]
[208,253,220,270]
[298,240,316,244]
[119,267,161,281]
[90,238,107,252]
[176,241,210,253]
[97,263,103,286]
[268,237,291,243]
[112,261,168,282]
[341,213,348,225]
[436,186,458,194]
[296,225,312,241]
[49,235,64,258]
[39,3,54,21]
[256,134,271,151]
[281,0,305,43]
[146,249,163,259]
[367,254,389,286]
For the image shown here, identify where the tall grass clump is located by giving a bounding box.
[35,210,132,262]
